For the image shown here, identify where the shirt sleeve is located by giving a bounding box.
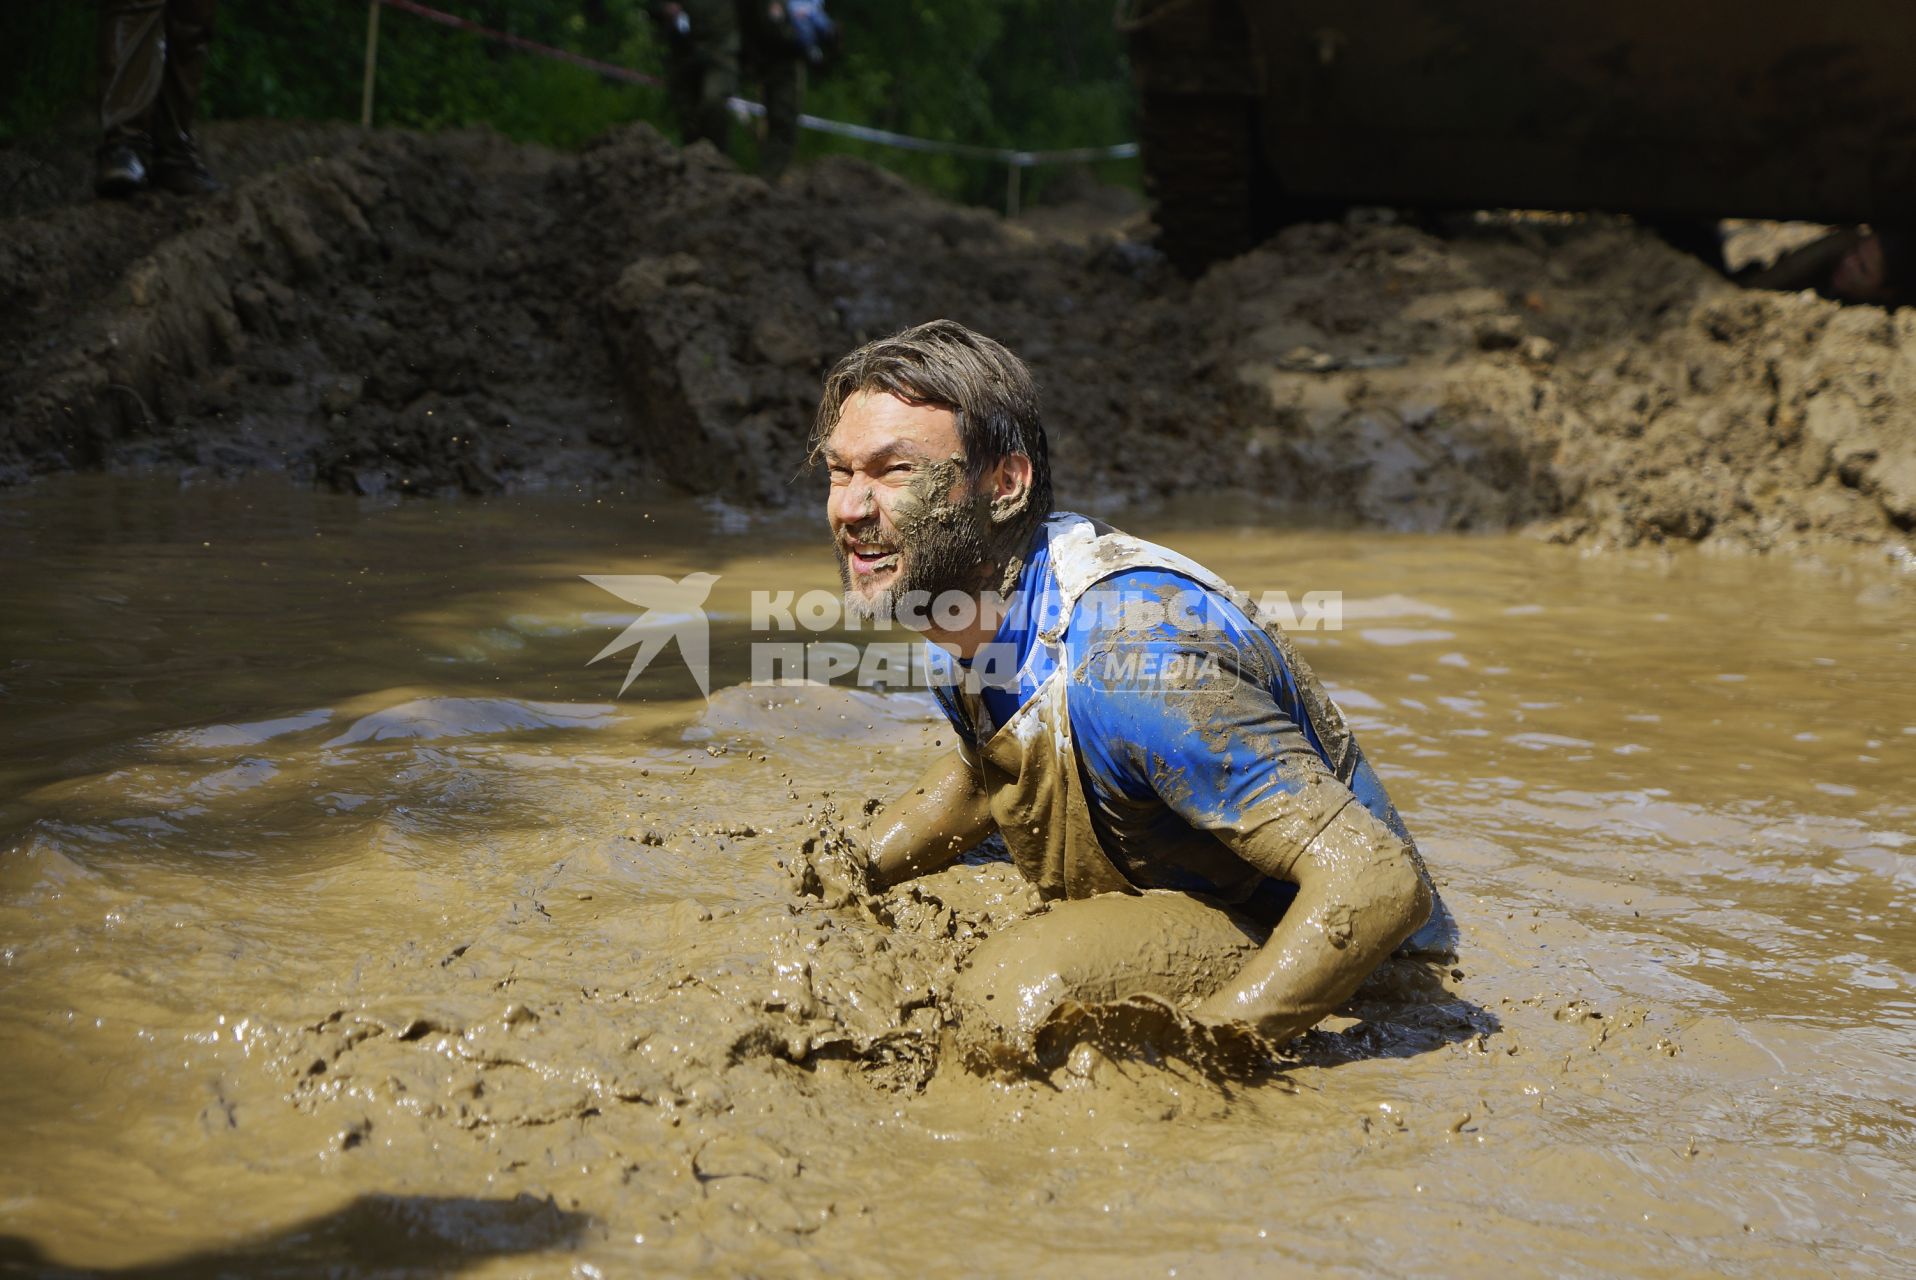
[923,642,979,759]
[1065,570,1357,870]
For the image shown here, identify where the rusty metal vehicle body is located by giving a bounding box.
[1123,0,1916,271]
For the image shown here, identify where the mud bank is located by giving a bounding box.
[3,121,1914,552]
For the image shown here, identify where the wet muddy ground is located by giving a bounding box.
[4,121,1916,557]
[2,475,1910,1276]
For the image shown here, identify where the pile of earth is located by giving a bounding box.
[1,119,1912,554]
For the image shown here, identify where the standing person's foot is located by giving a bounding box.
[94,141,148,198]
[152,136,223,196]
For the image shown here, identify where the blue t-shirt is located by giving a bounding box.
[926,540,1423,927]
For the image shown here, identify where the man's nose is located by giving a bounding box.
[829,475,876,525]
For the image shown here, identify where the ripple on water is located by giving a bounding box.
[322,698,617,746]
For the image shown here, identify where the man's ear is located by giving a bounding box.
[989,453,1034,519]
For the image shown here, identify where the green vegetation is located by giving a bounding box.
[0,3,97,139]
[0,0,1135,205]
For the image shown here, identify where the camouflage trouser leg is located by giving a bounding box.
[665,0,739,155]
[754,52,801,180]
[99,0,165,142]
[99,0,219,146]
[154,0,218,154]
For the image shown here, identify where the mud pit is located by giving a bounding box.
[3,119,1915,1272]
[3,121,1916,556]
[1,476,1911,1275]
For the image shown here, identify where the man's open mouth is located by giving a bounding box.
[845,541,901,576]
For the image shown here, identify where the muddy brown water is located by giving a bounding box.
[1,475,1911,1277]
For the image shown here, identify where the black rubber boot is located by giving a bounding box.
[150,0,221,195]
[152,136,223,196]
[95,139,149,198]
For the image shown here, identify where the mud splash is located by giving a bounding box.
[1,475,1912,1274]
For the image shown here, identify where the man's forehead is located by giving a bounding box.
[827,390,962,458]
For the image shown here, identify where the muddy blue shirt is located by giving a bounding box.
[927,530,1438,936]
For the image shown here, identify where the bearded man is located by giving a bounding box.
[814,319,1452,1051]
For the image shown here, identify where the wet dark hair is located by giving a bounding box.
[810,319,1054,522]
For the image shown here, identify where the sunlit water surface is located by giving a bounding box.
[1,475,1911,1277]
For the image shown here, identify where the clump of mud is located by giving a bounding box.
[2,120,1913,552]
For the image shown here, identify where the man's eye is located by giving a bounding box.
[827,467,850,483]
[884,463,915,477]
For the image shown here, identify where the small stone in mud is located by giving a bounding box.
[319,374,364,414]
[1474,315,1526,351]
[693,1135,798,1183]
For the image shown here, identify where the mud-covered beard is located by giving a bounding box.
[837,500,991,625]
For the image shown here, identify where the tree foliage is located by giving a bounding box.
[1,0,1134,205]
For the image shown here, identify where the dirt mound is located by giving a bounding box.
[1203,217,1916,550]
[1,126,636,495]
[0,122,1230,505]
[1,120,1912,554]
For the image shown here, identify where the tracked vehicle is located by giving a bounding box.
[1121,0,1916,273]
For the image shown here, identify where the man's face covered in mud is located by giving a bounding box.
[824,390,1007,625]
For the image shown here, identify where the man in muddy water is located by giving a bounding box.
[806,319,1454,1057]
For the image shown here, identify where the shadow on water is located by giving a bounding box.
[1297,958,1502,1068]
[0,1193,589,1278]
[1017,961,1496,1089]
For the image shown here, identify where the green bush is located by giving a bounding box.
[0,2,96,138]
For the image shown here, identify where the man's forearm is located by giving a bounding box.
[868,749,996,887]
[1193,799,1431,1041]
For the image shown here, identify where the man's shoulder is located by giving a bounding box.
[1067,568,1263,651]
[1041,513,1249,606]
[1038,515,1277,681]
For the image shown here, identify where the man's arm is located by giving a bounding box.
[1062,572,1432,1043]
[867,749,996,888]
[1192,787,1430,1041]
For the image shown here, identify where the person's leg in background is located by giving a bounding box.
[663,0,740,157]
[689,37,740,157]
[151,0,221,194]
[754,44,800,181]
[737,1,801,181]
[96,0,166,195]
[95,0,221,197]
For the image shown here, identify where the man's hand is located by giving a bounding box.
[867,749,995,888]
[788,819,873,907]
[1192,790,1431,1044]
[788,749,994,905]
